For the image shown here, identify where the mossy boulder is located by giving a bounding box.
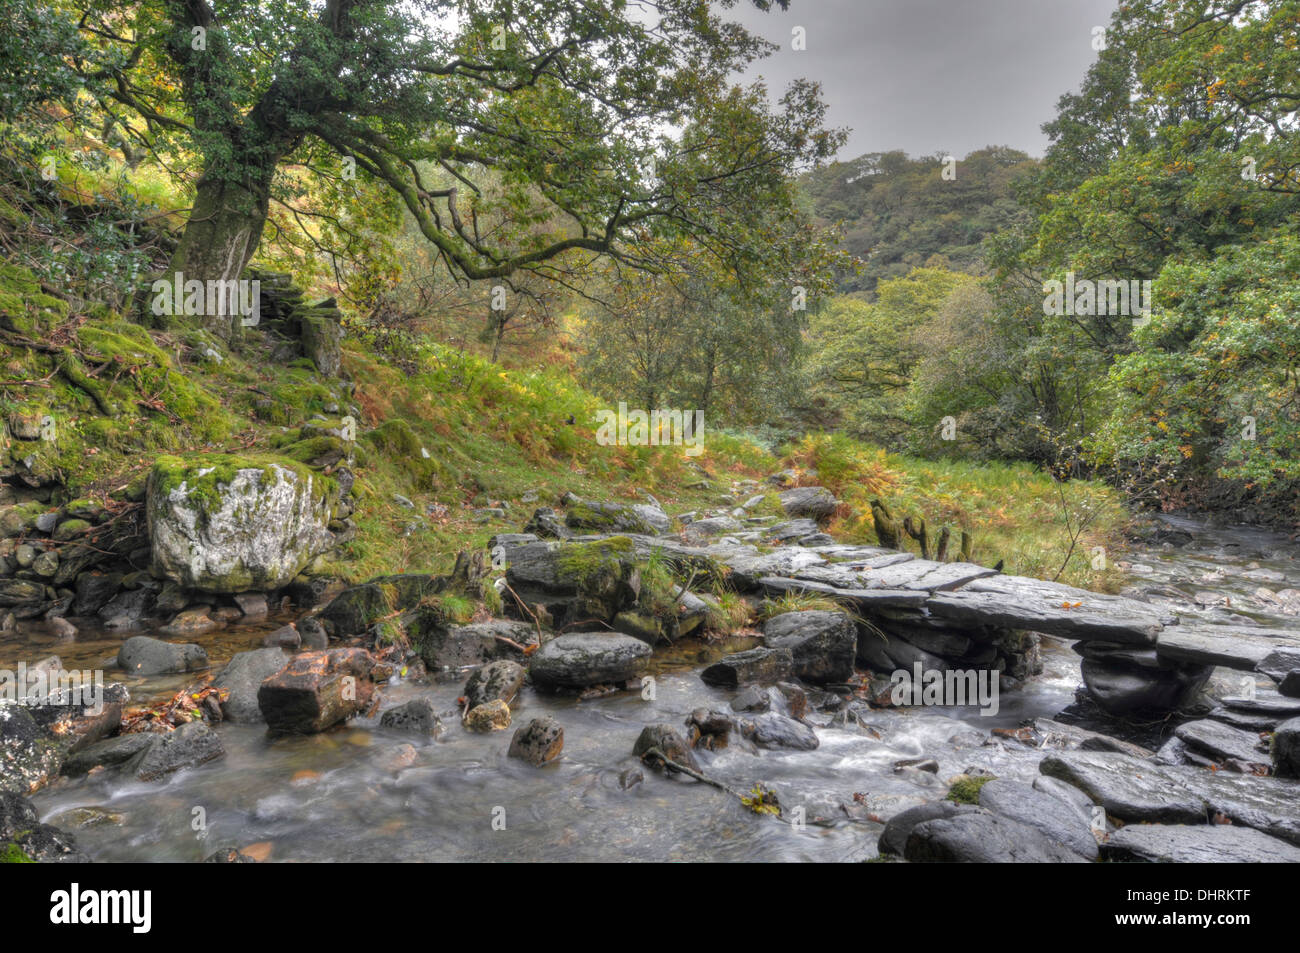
[147,454,338,593]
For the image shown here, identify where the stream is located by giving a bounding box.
[13,513,1300,862]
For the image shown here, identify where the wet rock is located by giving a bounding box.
[203,846,259,863]
[1273,717,1300,779]
[877,801,984,856]
[731,685,772,712]
[160,607,218,636]
[701,646,793,688]
[379,698,443,736]
[61,732,157,776]
[762,610,857,684]
[409,616,534,669]
[148,456,338,592]
[463,660,526,709]
[685,708,738,750]
[98,587,156,629]
[1080,657,1211,716]
[633,724,699,773]
[1040,750,1300,845]
[0,794,87,862]
[0,578,45,607]
[257,648,376,733]
[1101,824,1300,863]
[1174,719,1269,767]
[0,704,63,794]
[1259,647,1300,697]
[904,809,1088,863]
[212,647,289,723]
[234,592,269,619]
[739,711,819,750]
[73,571,123,615]
[117,635,209,676]
[778,486,837,523]
[529,633,651,690]
[978,778,1099,860]
[464,699,511,732]
[508,716,564,765]
[47,616,76,639]
[297,615,329,648]
[127,721,225,781]
[261,624,301,649]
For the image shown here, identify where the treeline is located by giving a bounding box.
[581,1,1299,526]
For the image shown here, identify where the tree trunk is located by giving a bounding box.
[167,170,272,340]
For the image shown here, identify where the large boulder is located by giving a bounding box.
[147,454,336,592]
[762,610,857,683]
[529,633,651,689]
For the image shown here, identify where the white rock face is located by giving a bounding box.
[147,459,335,592]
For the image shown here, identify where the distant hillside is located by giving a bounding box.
[798,146,1038,295]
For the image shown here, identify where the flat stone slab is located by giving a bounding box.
[927,577,1168,644]
[1040,750,1300,846]
[1174,719,1270,765]
[1156,624,1300,671]
[1101,823,1300,863]
[1222,694,1300,717]
[756,576,929,609]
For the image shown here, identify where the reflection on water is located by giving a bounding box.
[19,512,1300,862]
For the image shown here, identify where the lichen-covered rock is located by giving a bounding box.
[464,698,511,732]
[509,716,564,765]
[463,660,526,709]
[147,454,337,593]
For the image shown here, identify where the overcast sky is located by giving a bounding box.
[716,0,1119,160]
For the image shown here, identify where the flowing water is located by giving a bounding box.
[14,514,1300,862]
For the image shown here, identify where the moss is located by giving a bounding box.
[555,536,637,587]
[946,774,995,805]
[0,842,32,863]
[150,452,337,518]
